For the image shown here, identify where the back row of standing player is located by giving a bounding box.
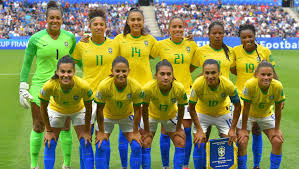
[19,1,284,169]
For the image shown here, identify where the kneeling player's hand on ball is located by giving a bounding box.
[19,82,34,109]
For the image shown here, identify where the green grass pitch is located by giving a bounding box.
[0,49,298,168]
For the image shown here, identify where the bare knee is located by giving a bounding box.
[183,119,192,128]
[142,137,153,148]
[271,136,283,147]
[174,136,185,148]
[33,119,44,132]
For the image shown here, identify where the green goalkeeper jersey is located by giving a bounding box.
[20,29,76,84]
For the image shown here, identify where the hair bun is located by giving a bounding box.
[47,0,59,9]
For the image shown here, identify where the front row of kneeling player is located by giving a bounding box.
[39,55,284,169]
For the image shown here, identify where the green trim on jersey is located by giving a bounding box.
[170,38,183,45]
[94,100,105,104]
[259,87,269,95]
[115,84,127,92]
[38,97,49,102]
[275,99,285,104]
[241,97,252,103]
[92,39,106,46]
[130,34,142,39]
[61,86,73,94]
[159,88,170,96]
[189,100,197,104]
[209,45,222,52]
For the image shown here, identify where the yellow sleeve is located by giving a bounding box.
[132,83,143,106]
[230,48,236,68]
[150,41,160,59]
[189,80,199,104]
[275,83,285,103]
[241,82,252,102]
[82,83,94,102]
[143,85,151,104]
[71,42,82,62]
[38,81,52,102]
[113,35,121,56]
[192,48,201,68]
[264,47,275,66]
[177,87,188,106]
[94,84,106,104]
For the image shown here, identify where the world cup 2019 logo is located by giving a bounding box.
[218,146,225,157]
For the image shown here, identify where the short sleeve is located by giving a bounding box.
[132,84,143,106]
[177,87,188,106]
[189,80,199,104]
[264,48,275,66]
[38,81,52,102]
[113,35,121,56]
[150,41,160,59]
[230,48,236,68]
[241,82,252,103]
[71,42,82,62]
[192,48,201,68]
[94,85,106,104]
[82,83,94,102]
[274,84,285,103]
[69,34,77,54]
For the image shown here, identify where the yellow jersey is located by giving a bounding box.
[114,34,157,86]
[72,37,118,92]
[231,44,275,95]
[94,76,143,119]
[189,76,237,117]
[193,44,233,79]
[143,80,188,120]
[150,38,198,94]
[39,76,93,114]
[241,78,285,118]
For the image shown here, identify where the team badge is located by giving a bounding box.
[65,41,69,47]
[108,48,112,54]
[127,94,132,99]
[73,95,79,100]
[40,88,46,96]
[243,88,249,96]
[171,98,176,103]
[186,46,190,53]
[221,92,226,98]
[144,40,149,46]
[218,146,225,157]
[96,91,102,100]
[269,95,274,100]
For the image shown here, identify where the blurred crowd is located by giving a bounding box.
[155,2,299,38]
[0,0,298,38]
[0,1,146,39]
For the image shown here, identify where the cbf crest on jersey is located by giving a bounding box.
[65,41,69,47]
[221,92,226,98]
[186,46,191,53]
[108,48,112,54]
[269,95,274,100]
[144,40,149,46]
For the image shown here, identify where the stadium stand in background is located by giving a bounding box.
[0,0,298,39]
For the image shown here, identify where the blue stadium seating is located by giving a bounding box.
[155,0,282,6]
